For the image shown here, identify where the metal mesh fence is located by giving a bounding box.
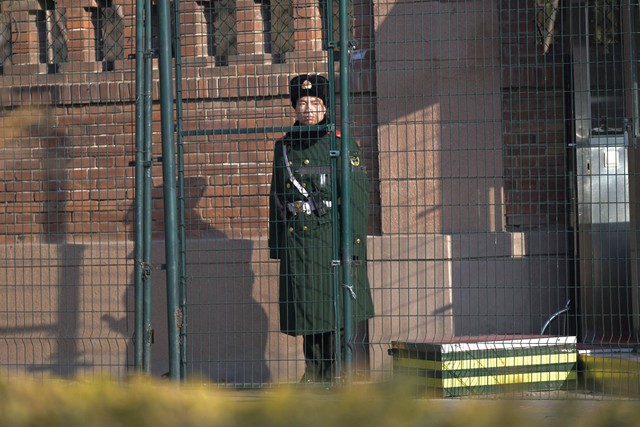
[0,0,639,398]
[0,0,135,377]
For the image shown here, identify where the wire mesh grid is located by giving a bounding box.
[0,0,135,377]
[0,0,639,398]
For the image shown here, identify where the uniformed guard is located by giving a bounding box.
[268,74,375,383]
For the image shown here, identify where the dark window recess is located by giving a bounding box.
[0,12,11,74]
[36,2,67,73]
[91,2,124,63]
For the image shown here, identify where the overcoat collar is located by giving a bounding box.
[283,119,328,147]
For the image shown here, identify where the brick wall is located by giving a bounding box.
[0,0,573,239]
[499,0,570,230]
[0,0,378,242]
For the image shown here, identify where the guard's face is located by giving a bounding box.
[295,96,326,126]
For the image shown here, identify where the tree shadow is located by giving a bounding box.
[3,105,92,377]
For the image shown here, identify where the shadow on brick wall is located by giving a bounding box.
[104,176,271,383]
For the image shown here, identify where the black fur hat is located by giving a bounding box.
[289,74,329,108]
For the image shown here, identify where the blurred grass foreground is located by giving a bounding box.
[1,375,640,427]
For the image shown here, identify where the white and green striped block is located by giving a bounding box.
[390,336,577,397]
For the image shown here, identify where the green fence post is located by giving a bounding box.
[156,0,181,380]
[324,0,342,384]
[339,0,354,384]
[133,0,145,371]
[172,0,188,381]
[142,0,155,373]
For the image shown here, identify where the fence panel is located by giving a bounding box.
[173,0,640,396]
[1,0,639,398]
[0,0,136,378]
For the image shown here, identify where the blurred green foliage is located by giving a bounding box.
[0,374,639,427]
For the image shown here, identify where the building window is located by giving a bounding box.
[36,0,67,74]
[90,1,124,71]
[199,0,237,66]
[0,12,11,74]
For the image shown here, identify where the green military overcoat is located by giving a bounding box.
[268,124,375,336]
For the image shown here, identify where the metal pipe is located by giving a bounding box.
[142,0,154,373]
[156,0,181,380]
[182,125,329,137]
[133,0,145,371]
[173,0,188,381]
[338,0,354,384]
[325,0,341,384]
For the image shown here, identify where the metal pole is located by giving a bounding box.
[338,0,354,384]
[156,0,181,380]
[133,0,145,371]
[142,0,154,373]
[324,0,342,384]
[173,0,188,381]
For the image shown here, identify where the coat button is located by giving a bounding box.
[303,226,308,231]
[288,227,294,233]
[303,159,310,165]
[356,238,361,244]
[286,183,291,188]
